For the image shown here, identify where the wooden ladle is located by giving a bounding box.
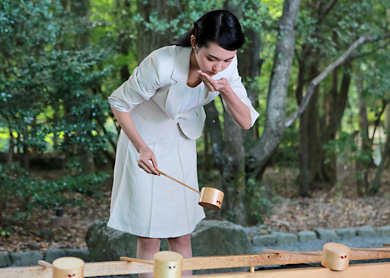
[263,242,350,271]
[121,251,183,278]
[264,243,390,271]
[39,257,85,278]
[158,170,224,210]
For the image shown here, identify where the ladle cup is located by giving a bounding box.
[158,170,224,210]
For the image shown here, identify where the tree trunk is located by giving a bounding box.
[71,0,96,174]
[305,61,323,188]
[295,44,310,195]
[71,0,90,48]
[6,128,14,166]
[370,126,390,194]
[308,88,326,184]
[236,9,263,142]
[247,0,302,181]
[386,105,390,169]
[299,110,309,196]
[322,64,351,184]
[220,112,247,224]
[136,0,178,62]
[116,0,132,82]
[204,101,224,173]
[205,1,264,224]
[355,64,371,196]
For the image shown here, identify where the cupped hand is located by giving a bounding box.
[137,145,159,175]
[197,70,231,93]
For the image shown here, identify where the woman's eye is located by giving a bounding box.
[207,58,215,61]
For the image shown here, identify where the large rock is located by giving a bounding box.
[191,220,253,257]
[191,220,253,275]
[86,219,253,263]
[86,218,137,262]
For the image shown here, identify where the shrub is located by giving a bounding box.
[0,163,109,223]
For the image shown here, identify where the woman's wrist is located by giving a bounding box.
[136,142,149,154]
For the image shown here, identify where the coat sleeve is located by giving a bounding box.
[222,56,260,127]
[108,50,168,112]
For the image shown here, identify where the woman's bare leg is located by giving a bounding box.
[137,237,161,277]
[167,234,192,276]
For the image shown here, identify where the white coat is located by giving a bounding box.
[107,45,259,238]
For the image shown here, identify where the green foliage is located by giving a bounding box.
[1,228,11,238]
[324,131,374,171]
[245,178,276,224]
[0,1,114,228]
[0,163,109,223]
[361,52,390,102]
[323,131,356,164]
[0,0,389,226]
[0,0,113,172]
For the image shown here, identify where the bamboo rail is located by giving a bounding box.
[1,247,390,278]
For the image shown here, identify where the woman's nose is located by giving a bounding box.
[212,62,222,72]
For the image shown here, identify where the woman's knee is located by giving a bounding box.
[137,237,161,251]
[167,234,191,250]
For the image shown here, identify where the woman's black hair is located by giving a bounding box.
[172,10,245,51]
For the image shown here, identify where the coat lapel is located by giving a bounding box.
[153,47,234,120]
[164,47,192,120]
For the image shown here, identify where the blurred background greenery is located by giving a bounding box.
[0,0,389,228]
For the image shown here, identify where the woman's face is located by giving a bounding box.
[191,36,237,76]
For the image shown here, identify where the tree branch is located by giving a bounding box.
[285,33,390,127]
[317,0,339,26]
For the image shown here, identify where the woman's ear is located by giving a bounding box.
[190,35,196,49]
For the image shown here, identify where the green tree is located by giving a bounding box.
[0,0,111,224]
[290,0,390,195]
[0,1,112,171]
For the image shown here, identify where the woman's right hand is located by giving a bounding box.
[137,145,159,175]
[109,107,160,176]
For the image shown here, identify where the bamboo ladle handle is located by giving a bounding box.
[158,170,200,194]
[263,247,390,256]
[120,256,154,265]
[351,247,390,252]
[262,249,321,256]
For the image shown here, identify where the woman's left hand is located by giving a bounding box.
[197,70,252,130]
[197,70,231,94]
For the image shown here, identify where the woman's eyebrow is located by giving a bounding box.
[208,54,235,60]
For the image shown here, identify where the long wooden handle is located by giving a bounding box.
[263,248,390,256]
[351,247,390,253]
[262,249,322,256]
[158,170,200,194]
[120,257,154,265]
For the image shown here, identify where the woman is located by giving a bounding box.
[108,9,259,270]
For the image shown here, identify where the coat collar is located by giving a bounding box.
[171,46,192,83]
[156,46,231,120]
